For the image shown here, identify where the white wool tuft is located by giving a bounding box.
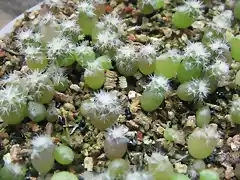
[106,125,129,143]
[78,1,95,17]
[145,75,170,95]
[187,79,209,101]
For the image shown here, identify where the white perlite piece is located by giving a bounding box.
[119,76,128,89]
[128,91,139,100]
[192,21,205,29]
[227,134,240,151]
[84,157,93,171]
[174,162,188,173]
[70,84,81,92]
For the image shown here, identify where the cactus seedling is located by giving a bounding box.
[46,64,69,92]
[27,101,47,123]
[59,19,80,40]
[108,158,130,179]
[1,72,22,86]
[16,28,34,44]
[51,171,78,180]
[202,29,223,45]
[184,42,210,64]
[187,125,219,159]
[31,135,55,175]
[230,35,240,62]
[177,79,209,102]
[148,153,174,180]
[212,10,233,31]
[203,10,233,44]
[196,106,211,127]
[99,14,124,33]
[95,29,122,55]
[80,90,123,130]
[230,99,240,124]
[208,39,229,56]
[38,12,59,42]
[192,159,206,173]
[164,128,179,142]
[172,0,203,28]
[104,125,129,160]
[77,1,97,35]
[46,103,59,122]
[141,75,169,112]
[0,153,26,180]
[24,46,48,70]
[94,14,124,42]
[75,43,96,67]
[155,49,182,78]
[115,44,138,76]
[235,70,240,87]
[234,1,240,20]
[0,85,27,125]
[24,71,55,104]
[171,173,190,180]
[138,0,164,14]
[177,60,202,83]
[177,42,210,83]
[54,145,74,165]
[15,28,42,49]
[84,60,105,89]
[206,59,230,92]
[199,169,220,180]
[138,44,157,75]
[96,55,113,70]
[47,36,76,67]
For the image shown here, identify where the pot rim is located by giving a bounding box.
[0,2,43,37]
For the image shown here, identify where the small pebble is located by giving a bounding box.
[58,116,65,125]
[119,76,128,89]
[192,21,205,29]
[184,116,196,129]
[204,152,216,164]
[168,111,175,120]
[78,120,87,133]
[84,157,93,171]
[126,120,139,129]
[128,90,138,100]
[181,33,188,42]
[174,162,188,173]
[143,136,153,145]
[117,114,127,123]
[79,120,86,128]
[225,165,235,179]
[125,107,133,120]
[63,103,76,111]
[162,27,172,38]
[157,18,165,26]
[135,34,148,43]
[20,66,30,73]
[5,61,12,67]
[227,135,240,151]
[70,84,81,92]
